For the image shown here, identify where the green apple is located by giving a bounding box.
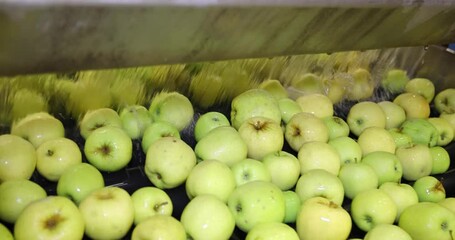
[338,163,378,199]
[278,98,302,124]
[262,151,300,190]
[238,116,284,160]
[258,79,288,100]
[10,88,48,123]
[328,136,362,165]
[400,118,439,147]
[119,105,153,139]
[324,75,348,104]
[0,179,47,224]
[14,196,84,240]
[230,88,281,130]
[379,182,419,222]
[364,223,412,240]
[362,151,403,185]
[36,137,82,182]
[79,108,122,139]
[413,176,446,203]
[398,202,455,240]
[350,188,397,232]
[145,136,196,189]
[295,169,344,206]
[141,121,181,154]
[11,112,65,148]
[296,196,352,240]
[0,134,37,183]
[227,180,285,232]
[148,91,194,131]
[298,141,340,175]
[194,111,230,142]
[66,80,112,119]
[345,68,375,101]
[285,112,329,152]
[246,222,299,240]
[393,92,430,119]
[381,68,409,94]
[185,159,236,202]
[430,146,451,175]
[440,112,455,136]
[388,128,414,148]
[434,88,455,114]
[231,158,272,186]
[57,162,105,205]
[296,93,334,118]
[0,222,13,240]
[323,116,350,140]
[131,215,186,240]
[79,187,134,240]
[195,126,247,167]
[290,73,323,95]
[439,197,455,214]
[131,187,173,225]
[181,194,235,240]
[283,190,301,223]
[357,127,396,156]
[84,126,132,172]
[378,101,407,129]
[427,117,454,146]
[396,144,433,181]
[405,78,435,102]
[347,101,386,137]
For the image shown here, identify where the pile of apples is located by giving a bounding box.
[1,67,455,240]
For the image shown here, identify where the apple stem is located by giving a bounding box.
[154,202,169,211]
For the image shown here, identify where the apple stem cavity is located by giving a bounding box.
[44,213,65,230]
[97,143,112,156]
[154,202,169,212]
[235,203,242,213]
[250,120,267,131]
[46,149,54,157]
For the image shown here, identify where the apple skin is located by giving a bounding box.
[298,141,340,176]
[296,196,352,240]
[131,187,173,225]
[285,112,329,152]
[148,91,194,131]
[258,79,289,100]
[0,179,47,224]
[131,215,186,240]
[56,162,105,205]
[345,68,375,101]
[323,116,350,140]
[278,98,303,124]
[427,117,454,146]
[430,146,451,175]
[393,92,430,119]
[378,101,407,129]
[434,88,455,114]
[295,169,345,206]
[413,176,446,203]
[439,197,455,214]
[79,108,122,139]
[84,126,133,172]
[398,202,455,240]
[395,144,433,181]
[347,101,386,137]
[230,88,281,130]
[364,224,412,240]
[141,121,181,154]
[262,151,300,191]
[119,105,153,139]
[388,128,414,148]
[145,136,196,189]
[351,188,397,232]
[227,180,285,232]
[238,116,284,160]
[194,111,230,142]
[290,73,324,95]
[295,93,334,118]
[0,134,37,183]
[181,194,235,240]
[230,158,272,187]
[379,182,419,222]
[440,112,455,136]
[246,222,299,240]
[0,222,13,240]
[36,137,82,182]
[338,163,378,199]
[14,196,85,240]
[328,136,362,165]
[381,68,409,94]
[195,126,248,167]
[283,190,301,223]
[79,187,134,240]
[400,118,439,147]
[362,151,403,185]
[405,77,435,103]
[11,112,65,148]
[185,159,236,202]
[357,127,396,156]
